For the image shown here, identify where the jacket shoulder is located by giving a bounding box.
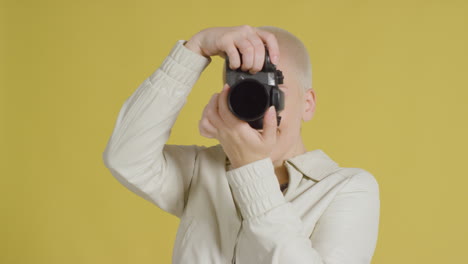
[336,167,380,194]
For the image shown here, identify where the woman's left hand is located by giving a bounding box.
[198,83,278,169]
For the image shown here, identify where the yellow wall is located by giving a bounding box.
[2,0,467,263]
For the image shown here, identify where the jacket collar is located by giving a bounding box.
[219,144,340,182]
[284,149,340,181]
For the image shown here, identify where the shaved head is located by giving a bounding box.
[256,26,312,94]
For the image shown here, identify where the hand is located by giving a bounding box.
[198,83,278,169]
[184,25,280,74]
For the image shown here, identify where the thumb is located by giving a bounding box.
[262,105,278,142]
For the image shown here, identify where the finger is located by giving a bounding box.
[217,83,244,127]
[199,118,217,138]
[206,93,219,111]
[262,105,278,143]
[202,93,222,131]
[247,34,266,74]
[207,93,225,129]
[255,29,280,65]
[225,43,241,70]
[201,93,218,121]
[201,95,220,138]
[234,38,254,72]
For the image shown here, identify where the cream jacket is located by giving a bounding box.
[102,40,380,264]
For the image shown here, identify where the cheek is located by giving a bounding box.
[277,92,290,127]
[278,95,300,127]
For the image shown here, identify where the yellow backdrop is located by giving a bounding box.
[2,0,467,263]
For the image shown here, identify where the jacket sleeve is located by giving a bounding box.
[225,157,380,264]
[102,40,212,219]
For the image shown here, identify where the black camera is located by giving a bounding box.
[225,46,285,130]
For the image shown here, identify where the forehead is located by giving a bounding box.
[276,58,300,90]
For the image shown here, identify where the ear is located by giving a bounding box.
[302,88,316,122]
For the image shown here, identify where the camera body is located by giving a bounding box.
[225,47,285,130]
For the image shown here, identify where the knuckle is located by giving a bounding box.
[219,34,233,48]
[226,48,235,56]
[265,35,277,47]
[254,41,264,50]
[218,108,226,117]
[228,50,238,61]
[199,120,208,129]
[244,45,254,53]
[206,108,214,116]
[264,31,275,41]
[240,24,252,32]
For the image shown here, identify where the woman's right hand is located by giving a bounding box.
[184,25,280,75]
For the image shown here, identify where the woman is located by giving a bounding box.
[102,25,380,264]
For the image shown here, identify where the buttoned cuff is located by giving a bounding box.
[226,157,286,219]
[149,40,212,97]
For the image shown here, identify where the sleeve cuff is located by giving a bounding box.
[226,157,286,219]
[149,40,212,97]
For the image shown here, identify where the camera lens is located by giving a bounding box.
[228,79,268,121]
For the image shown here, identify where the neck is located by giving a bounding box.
[273,139,308,185]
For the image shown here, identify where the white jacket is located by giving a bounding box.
[102,40,380,264]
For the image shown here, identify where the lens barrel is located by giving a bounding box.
[224,46,284,130]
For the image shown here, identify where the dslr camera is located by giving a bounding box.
[225,46,285,130]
